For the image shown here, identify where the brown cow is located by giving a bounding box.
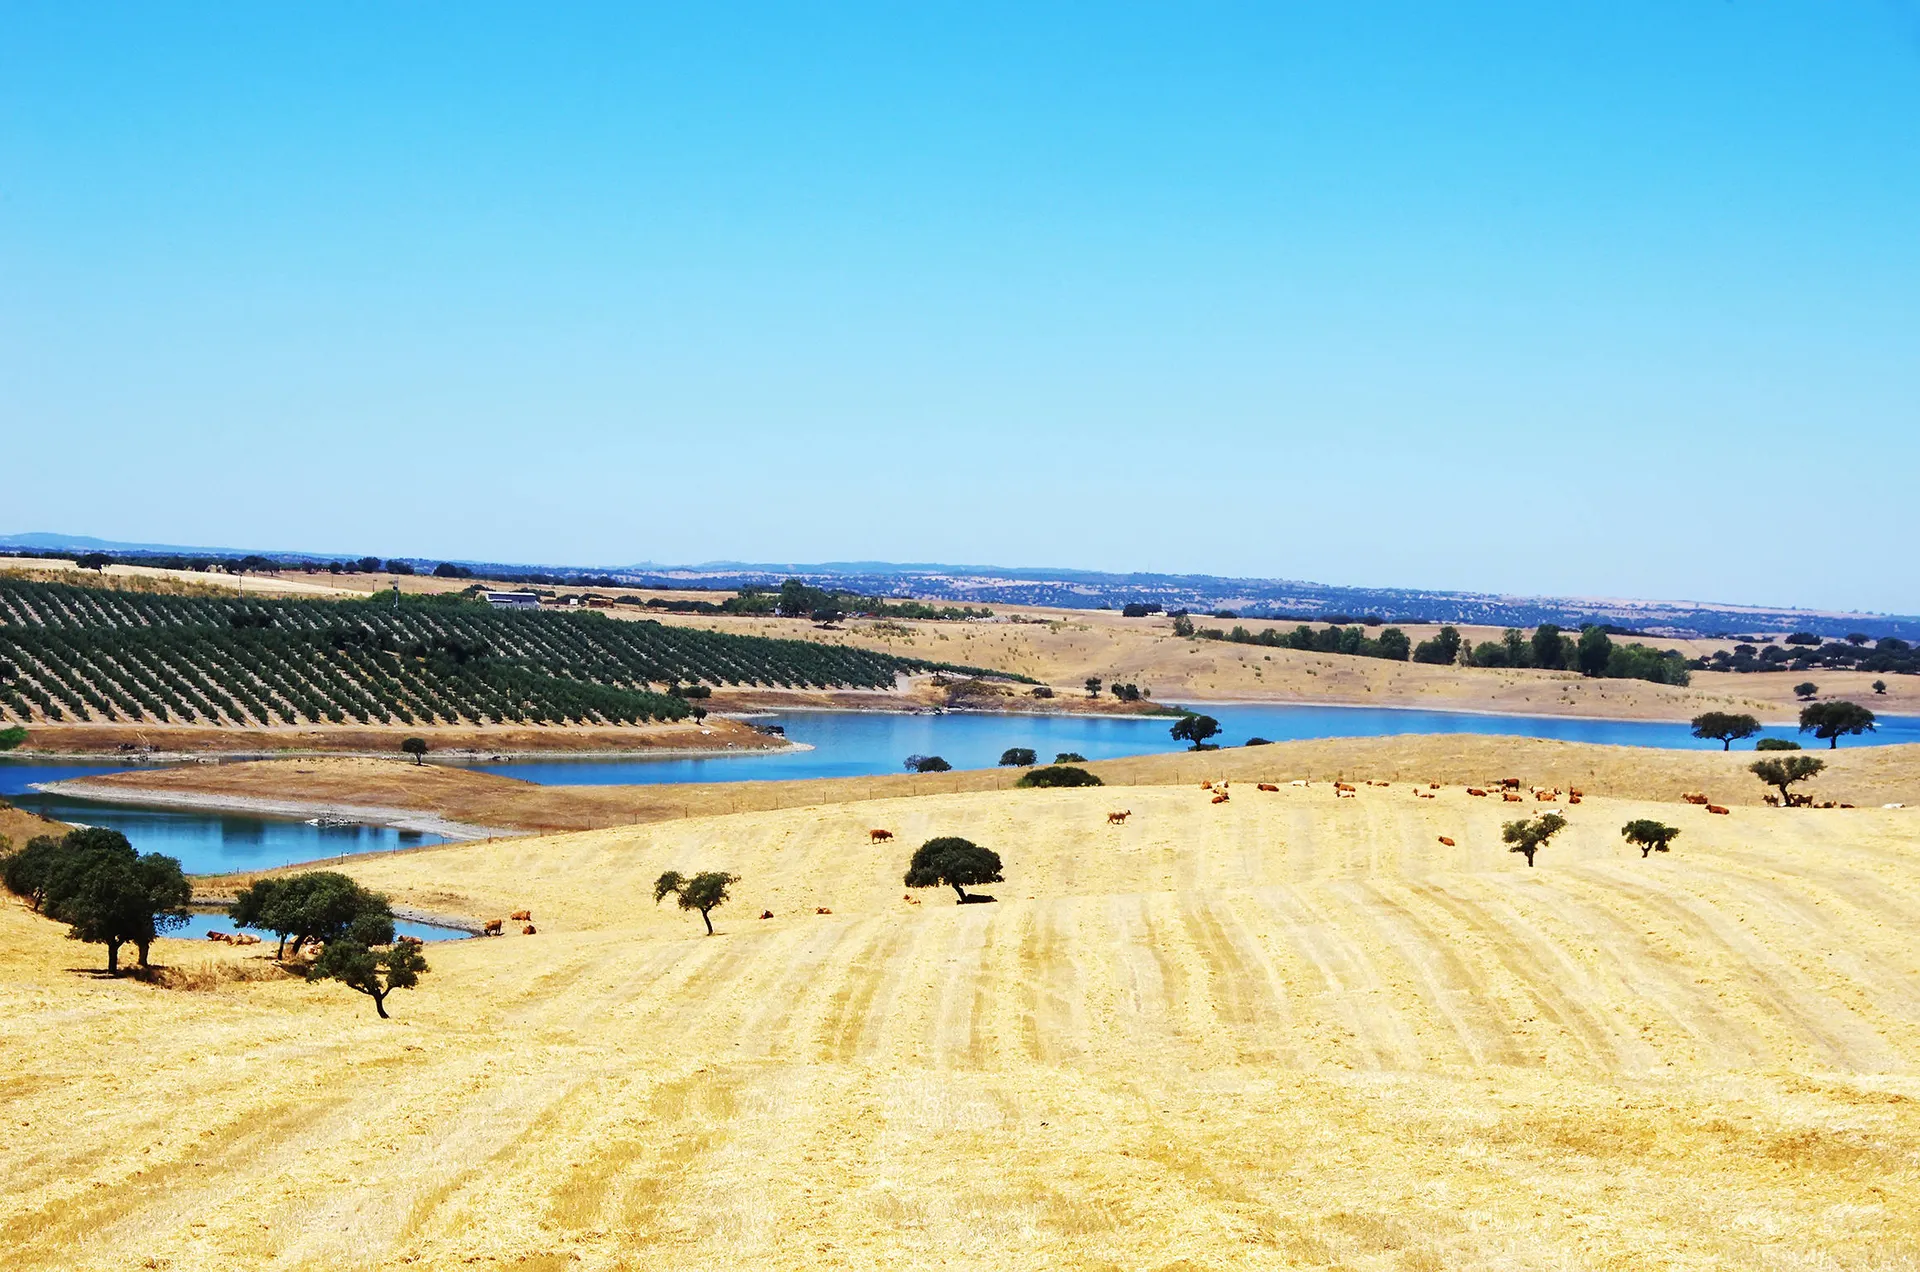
[1107,810,1132,824]
[206,930,232,943]
[483,919,504,936]
[233,933,260,946]
[760,910,774,919]
[1707,805,1730,815]
[1503,792,1523,803]
[1682,792,1710,805]
[816,907,833,915]
[1200,782,1214,790]
[1334,782,1357,793]
[1568,794,1582,805]
[1211,792,1230,804]
[397,935,424,947]
[1500,778,1521,790]
[1429,782,1441,790]
[510,909,532,922]
[1568,788,1584,799]
[1467,788,1488,797]
[1257,783,1279,792]
[902,895,920,906]
[869,829,894,843]
[1438,836,1456,847]
[522,923,538,935]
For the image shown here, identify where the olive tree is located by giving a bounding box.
[1799,700,1876,748]
[1620,819,1680,858]
[230,872,394,959]
[1502,812,1568,868]
[1793,682,1818,701]
[33,829,191,973]
[1751,754,1825,805]
[1690,712,1760,751]
[401,737,429,765]
[904,837,1003,903]
[308,915,429,1019]
[654,870,738,934]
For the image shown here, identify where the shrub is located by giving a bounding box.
[1053,752,1087,763]
[0,725,26,751]
[1244,736,1273,746]
[1754,737,1801,751]
[1016,765,1103,788]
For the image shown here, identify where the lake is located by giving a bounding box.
[5,704,1914,873]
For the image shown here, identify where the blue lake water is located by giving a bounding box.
[5,705,1914,873]
[170,911,470,942]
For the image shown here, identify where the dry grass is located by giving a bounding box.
[148,958,294,992]
[6,735,1920,1268]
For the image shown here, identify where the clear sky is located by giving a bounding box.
[4,3,1917,612]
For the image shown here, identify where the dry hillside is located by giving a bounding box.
[4,769,1919,1269]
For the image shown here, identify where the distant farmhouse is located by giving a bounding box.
[482,590,540,610]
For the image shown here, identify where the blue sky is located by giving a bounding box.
[4,3,1917,611]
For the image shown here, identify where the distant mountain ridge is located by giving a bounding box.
[6,531,1917,640]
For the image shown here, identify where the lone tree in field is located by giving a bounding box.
[904,754,952,773]
[1085,676,1102,700]
[904,837,1003,903]
[1502,812,1568,868]
[30,828,191,973]
[998,747,1037,767]
[1690,712,1760,751]
[308,914,429,1019]
[230,871,394,960]
[1620,819,1680,858]
[401,736,429,765]
[1751,754,1825,805]
[1793,682,1819,701]
[654,870,738,935]
[1873,679,1888,695]
[1799,700,1876,749]
[1170,713,1221,750]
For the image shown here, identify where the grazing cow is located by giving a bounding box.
[760,910,774,919]
[510,909,532,922]
[1211,792,1230,804]
[1569,788,1584,799]
[1682,792,1710,805]
[1418,791,1436,799]
[902,895,921,905]
[1257,783,1279,792]
[869,829,894,843]
[816,907,833,915]
[522,924,537,935]
[1707,805,1730,815]
[1334,782,1356,793]
[207,931,232,943]
[397,935,423,947]
[1429,782,1440,790]
[1763,793,1781,806]
[1200,782,1214,790]
[1568,794,1582,805]
[483,919,504,936]
[1500,778,1521,790]
[1438,836,1455,847]
[1107,810,1132,824]
[1467,788,1488,797]
[1503,792,1523,803]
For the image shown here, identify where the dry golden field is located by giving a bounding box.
[7,744,1920,1269]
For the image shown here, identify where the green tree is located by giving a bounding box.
[1015,765,1103,788]
[1169,713,1221,750]
[1620,819,1680,858]
[401,736,429,765]
[1502,812,1568,868]
[998,747,1037,767]
[1793,682,1818,700]
[1170,613,1196,638]
[904,754,952,773]
[230,872,394,959]
[0,725,26,752]
[1873,680,1888,695]
[1412,626,1462,665]
[1085,676,1102,699]
[307,915,429,1019]
[1690,712,1761,751]
[1751,754,1825,804]
[1755,737,1801,751]
[38,830,191,973]
[1054,752,1087,764]
[1530,624,1566,670]
[77,552,112,572]
[1577,626,1613,677]
[903,837,1003,903]
[654,870,738,935]
[3,834,70,910]
[1798,700,1876,749]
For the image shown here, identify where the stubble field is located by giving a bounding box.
[5,748,1920,1269]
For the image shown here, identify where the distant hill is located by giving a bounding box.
[7,531,1917,640]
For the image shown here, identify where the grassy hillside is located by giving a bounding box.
[0,577,1004,729]
[5,767,1918,1268]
